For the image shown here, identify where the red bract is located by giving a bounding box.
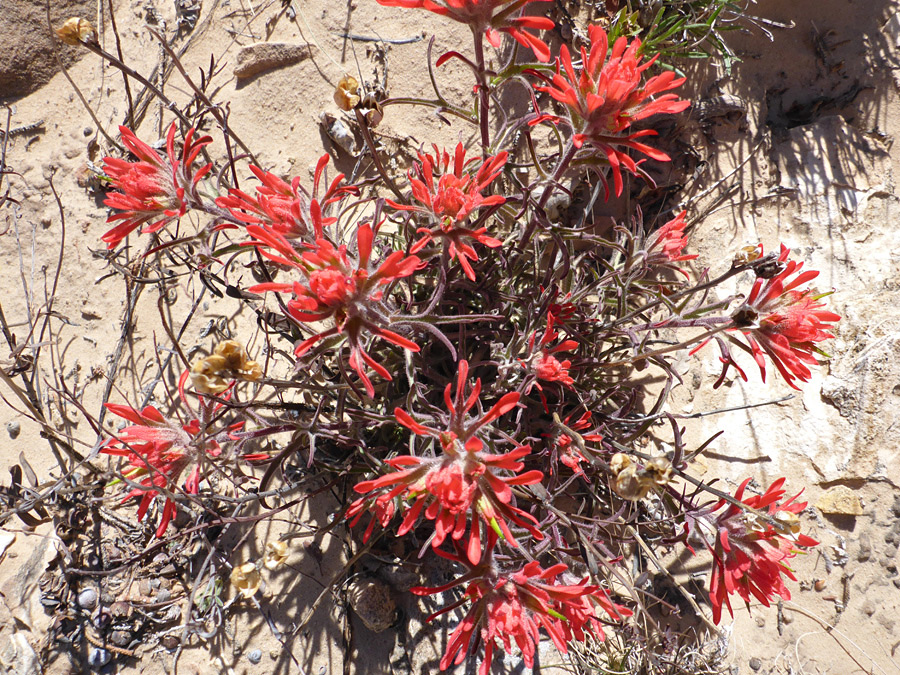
[525,319,578,388]
[387,143,507,281]
[647,210,698,268]
[552,411,603,474]
[536,25,690,197]
[246,223,422,397]
[347,360,544,563]
[412,536,631,674]
[376,0,555,62]
[691,478,817,624]
[102,123,212,249]
[101,398,239,538]
[729,244,840,389]
[215,155,352,242]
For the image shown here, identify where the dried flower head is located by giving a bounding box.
[190,340,262,395]
[230,563,262,598]
[609,453,671,500]
[334,75,361,110]
[263,541,290,570]
[56,17,98,47]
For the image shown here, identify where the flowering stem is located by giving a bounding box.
[472,29,492,154]
[354,109,405,202]
[607,438,783,528]
[516,140,578,252]
[599,324,730,368]
[600,256,776,331]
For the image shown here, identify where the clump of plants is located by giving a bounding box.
[1,4,838,673]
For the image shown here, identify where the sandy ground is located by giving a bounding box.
[1,0,899,673]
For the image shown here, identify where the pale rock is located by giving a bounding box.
[0,632,39,675]
[347,578,395,632]
[815,486,863,516]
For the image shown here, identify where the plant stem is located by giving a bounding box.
[472,28,491,154]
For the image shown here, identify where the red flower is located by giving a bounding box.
[376,0,555,62]
[522,315,578,391]
[101,396,241,537]
[215,155,352,242]
[691,478,817,624]
[729,244,840,389]
[246,222,422,397]
[536,25,690,197]
[102,123,212,248]
[552,410,603,473]
[347,360,544,563]
[387,144,507,281]
[412,535,631,674]
[647,210,698,265]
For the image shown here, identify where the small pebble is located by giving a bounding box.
[156,588,171,602]
[749,657,762,671]
[814,579,826,592]
[161,635,179,650]
[110,630,131,647]
[857,532,872,562]
[6,421,20,439]
[754,616,765,628]
[88,648,111,669]
[139,579,152,596]
[77,587,97,609]
[247,649,262,664]
[83,127,93,137]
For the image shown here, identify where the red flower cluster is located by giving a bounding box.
[692,478,817,624]
[413,535,631,674]
[347,360,544,563]
[247,223,422,397]
[388,143,507,280]
[537,25,690,197]
[102,123,212,249]
[729,244,840,389]
[101,400,237,537]
[376,0,555,62]
[216,155,352,242]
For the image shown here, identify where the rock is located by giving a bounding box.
[6,422,20,439]
[247,649,262,664]
[815,486,863,516]
[2,531,58,630]
[0,632,40,675]
[347,578,396,633]
[233,43,314,80]
[775,115,891,227]
[76,588,97,609]
[109,630,131,648]
[88,647,110,669]
[862,600,877,616]
[749,657,762,671]
[0,530,15,558]
[0,0,96,99]
[857,531,872,561]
